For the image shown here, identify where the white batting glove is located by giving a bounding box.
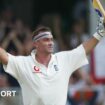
[93,17,105,41]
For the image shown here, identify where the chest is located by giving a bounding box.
[20,61,69,86]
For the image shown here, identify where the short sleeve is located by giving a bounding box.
[67,44,89,72]
[55,44,88,74]
[3,53,19,80]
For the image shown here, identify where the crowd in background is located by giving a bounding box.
[0,1,105,105]
[0,7,33,88]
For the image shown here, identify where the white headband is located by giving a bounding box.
[33,32,52,42]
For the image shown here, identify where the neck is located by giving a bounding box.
[35,52,51,67]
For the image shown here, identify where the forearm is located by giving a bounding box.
[12,38,24,54]
[53,15,68,50]
[12,38,22,50]
[1,37,11,49]
[0,47,8,64]
[83,36,99,55]
[78,69,96,85]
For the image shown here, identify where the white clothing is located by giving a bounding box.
[3,44,88,105]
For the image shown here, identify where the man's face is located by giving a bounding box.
[34,35,54,54]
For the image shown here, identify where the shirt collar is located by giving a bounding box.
[31,50,55,66]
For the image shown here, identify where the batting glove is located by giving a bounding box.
[93,17,105,41]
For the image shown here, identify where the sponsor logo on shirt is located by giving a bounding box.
[33,66,42,73]
[54,65,59,71]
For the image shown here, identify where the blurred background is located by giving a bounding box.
[0,0,105,105]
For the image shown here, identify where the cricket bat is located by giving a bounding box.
[92,0,105,19]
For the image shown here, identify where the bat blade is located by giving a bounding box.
[92,0,105,18]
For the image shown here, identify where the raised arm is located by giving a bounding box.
[83,17,105,55]
[83,36,98,55]
[0,47,8,65]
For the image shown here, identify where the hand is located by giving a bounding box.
[93,17,105,40]
[96,17,105,37]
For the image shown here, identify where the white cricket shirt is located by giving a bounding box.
[3,44,88,105]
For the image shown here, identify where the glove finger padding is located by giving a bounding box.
[97,17,105,36]
[93,17,105,40]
